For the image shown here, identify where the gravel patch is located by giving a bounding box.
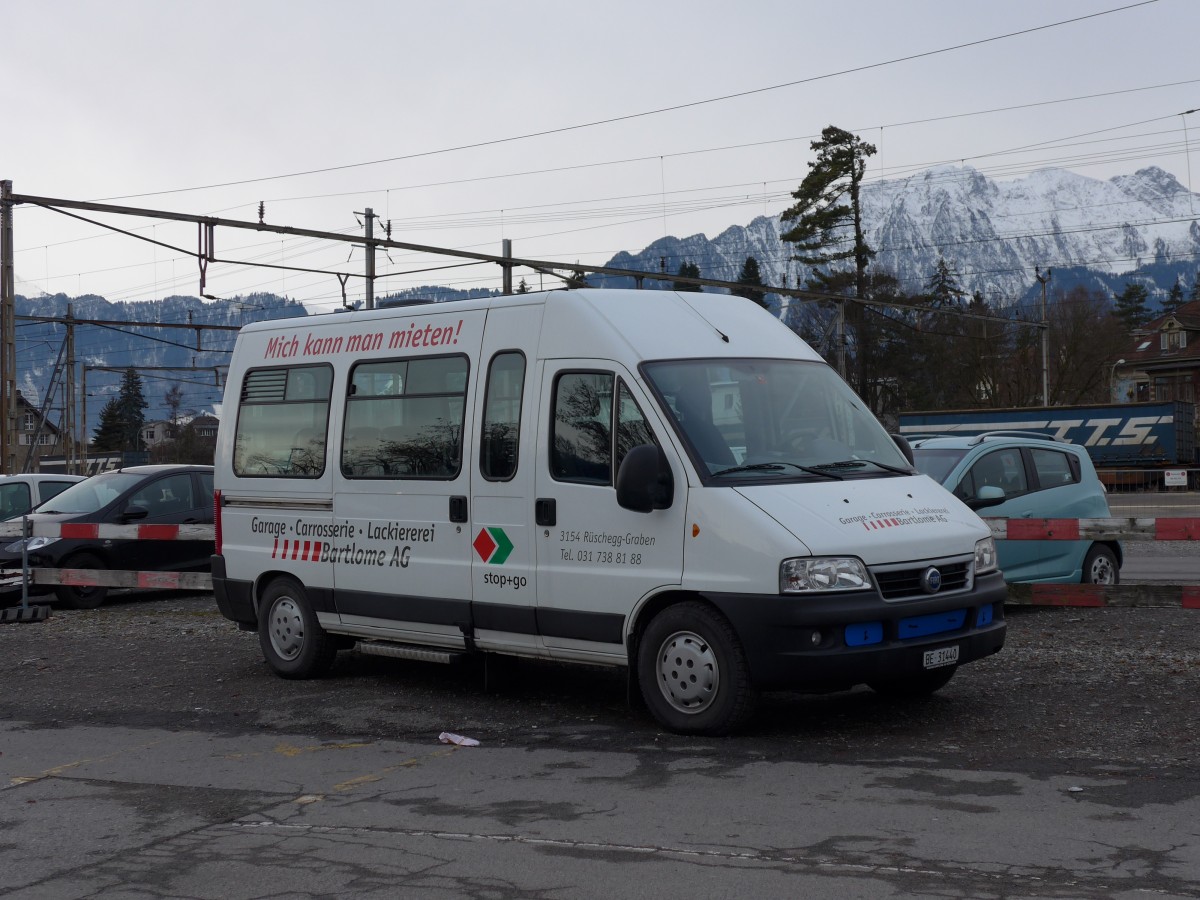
[1,590,1196,778]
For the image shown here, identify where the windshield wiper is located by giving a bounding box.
[711,462,844,480]
[35,509,61,515]
[811,459,913,475]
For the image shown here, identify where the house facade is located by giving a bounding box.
[1113,300,1200,408]
[16,393,64,470]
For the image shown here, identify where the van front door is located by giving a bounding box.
[534,362,686,661]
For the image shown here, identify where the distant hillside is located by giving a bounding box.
[14,292,309,433]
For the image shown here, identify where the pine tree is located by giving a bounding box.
[731,256,768,307]
[926,257,966,308]
[562,268,588,289]
[91,398,126,451]
[1113,282,1151,332]
[672,262,701,292]
[91,367,148,452]
[1162,278,1185,315]
[780,125,877,304]
[1190,270,1200,303]
[515,278,531,294]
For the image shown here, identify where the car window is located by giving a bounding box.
[40,472,143,513]
[196,471,214,498]
[40,481,78,501]
[127,474,196,517]
[0,482,32,518]
[1029,448,1078,489]
[958,448,1029,501]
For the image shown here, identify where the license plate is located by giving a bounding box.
[923,645,959,669]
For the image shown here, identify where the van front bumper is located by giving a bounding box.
[702,571,1008,691]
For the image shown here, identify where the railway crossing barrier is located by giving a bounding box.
[1,516,1198,622]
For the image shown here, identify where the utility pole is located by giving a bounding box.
[836,299,847,379]
[363,208,375,309]
[1036,267,1052,407]
[501,239,513,295]
[64,303,77,473]
[0,181,16,475]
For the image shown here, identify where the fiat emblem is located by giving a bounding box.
[920,567,943,594]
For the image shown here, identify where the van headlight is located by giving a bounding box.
[780,557,870,593]
[974,537,998,574]
[4,536,58,553]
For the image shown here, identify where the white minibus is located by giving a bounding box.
[212,289,1005,734]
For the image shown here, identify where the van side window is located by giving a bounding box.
[480,352,525,481]
[1030,448,1078,489]
[616,381,654,472]
[233,365,333,477]
[551,373,657,485]
[552,372,615,484]
[343,354,468,479]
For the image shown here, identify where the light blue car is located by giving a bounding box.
[910,432,1121,584]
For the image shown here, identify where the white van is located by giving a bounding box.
[212,289,1006,734]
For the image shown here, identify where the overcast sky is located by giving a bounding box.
[5,0,1197,312]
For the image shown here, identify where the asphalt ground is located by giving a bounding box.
[1,590,1198,897]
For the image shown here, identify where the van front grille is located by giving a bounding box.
[872,559,972,600]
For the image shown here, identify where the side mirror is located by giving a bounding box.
[890,433,915,465]
[121,503,150,521]
[616,444,674,513]
[966,484,1006,511]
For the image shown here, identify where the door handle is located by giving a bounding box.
[535,498,556,527]
[449,496,468,523]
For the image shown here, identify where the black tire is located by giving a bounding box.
[53,553,109,610]
[257,576,338,678]
[1082,544,1119,585]
[637,601,756,736]
[869,665,957,698]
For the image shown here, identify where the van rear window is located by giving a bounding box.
[233,365,333,478]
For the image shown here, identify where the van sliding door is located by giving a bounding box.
[330,309,486,647]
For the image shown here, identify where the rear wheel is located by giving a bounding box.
[869,665,957,698]
[54,553,109,610]
[637,601,755,735]
[257,576,337,678]
[1082,545,1119,585]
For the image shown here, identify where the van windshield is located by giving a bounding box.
[643,359,913,480]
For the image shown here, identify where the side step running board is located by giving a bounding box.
[354,640,466,665]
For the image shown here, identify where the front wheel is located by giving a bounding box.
[637,601,756,735]
[1082,545,1119,585]
[54,553,109,610]
[257,576,337,678]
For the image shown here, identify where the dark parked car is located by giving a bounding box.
[1,465,214,608]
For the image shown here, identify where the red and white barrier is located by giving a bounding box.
[982,517,1200,541]
[0,518,1195,607]
[0,522,214,541]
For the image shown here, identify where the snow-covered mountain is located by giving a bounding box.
[600,165,1200,304]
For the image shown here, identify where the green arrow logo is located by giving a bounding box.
[487,527,513,564]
